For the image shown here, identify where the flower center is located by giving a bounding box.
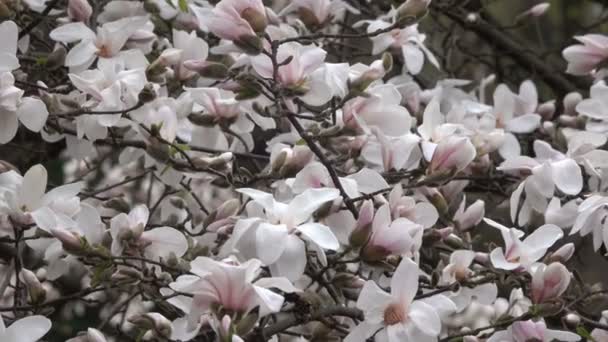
[383,303,406,325]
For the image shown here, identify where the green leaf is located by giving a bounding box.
[295,138,307,146]
[577,326,596,341]
[178,0,188,12]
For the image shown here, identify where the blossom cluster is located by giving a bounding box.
[0,0,607,341]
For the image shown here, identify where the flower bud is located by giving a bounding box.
[128,312,172,338]
[20,268,46,304]
[428,136,476,177]
[138,83,157,103]
[241,7,267,33]
[397,0,431,22]
[563,92,583,116]
[184,60,229,79]
[68,0,92,23]
[564,313,580,329]
[454,199,485,231]
[47,46,67,70]
[548,243,575,263]
[51,227,85,255]
[531,262,571,304]
[538,100,555,120]
[235,35,263,55]
[349,200,374,247]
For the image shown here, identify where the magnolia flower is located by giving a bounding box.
[345,258,451,342]
[485,218,563,271]
[531,262,571,304]
[363,19,438,75]
[441,249,476,284]
[0,315,52,342]
[66,328,107,342]
[68,60,146,139]
[167,257,290,336]
[361,128,422,172]
[570,195,608,251]
[279,0,357,27]
[341,84,413,136]
[0,72,49,144]
[453,197,485,231]
[563,34,608,76]
[49,15,149,69]
[168,29,209,80]
[427,135,476,177]
[226,188,340,280]
[499,140,583,226]
[203,0,266,53]
[251,42,332,106]
[517,3,550,20]
[575,80,608,123]
[360,203,424,261]
[487,319,580,342]
[388,184,438,228]
[186,87,254,135]
[68,0,93,23]
[397,0,431,20]
[0,164,83,232]
[110,205,188,260]
[0,21,19,72]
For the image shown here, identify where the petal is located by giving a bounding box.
[287,188,340,225]
[490,248,520,270]
[402,44,424,75]
[297,222,340,250]
[552,159,583,195]
[142,227,188,259]
[523,224,563,251]
[4,316,52,342]
[0,110,18,144]
[129,204,149,226]
[65,40,98,67]
[18,164,47,211]
[49,22,95,43]
[271,234,306,281]
[505,113,541,134]
[391,257,418,305]
[356,280,393,324]
[17,97,48,132]
[0,21,17,56]
[30,207,57,232]
[255,223,288,265]
[299,78,332,106]
[409,300,441,336]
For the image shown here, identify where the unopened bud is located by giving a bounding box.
[564,313,580,329]
[47,46,67,70]
[241,8,267,33]
[138,83,157,103]
[185,61,229,79]
[128,312,172,338]
[188,113,217,126]
[397,0,431,23]
[20,268,46,304]
[538,101,555,120]
[349,200,374,247]
[235,35,263,55]
[564,92,582,116]
[68,0,93,23]
[51,227,85,255]
[549,243,575,263]
[103,197,131,213]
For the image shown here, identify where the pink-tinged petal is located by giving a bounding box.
[490,248,520,270]
[300,45,327,74]
[19,164,47,211]
[255,223,288,264]
[297,222,339,250]
[4,316,52,342]
[356,280,393,324]
[505,113,541,134]
[0,110,18,144]
[391,257,419,305]
[409,300,441,336]
[563,45,605,75]
[271,234,306,281]
[49,22,96,43]
[142,227,188,259]
[287,188,340,225]
[552,159,582,195]
[17,97,48,132]
[429,136,476,175]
